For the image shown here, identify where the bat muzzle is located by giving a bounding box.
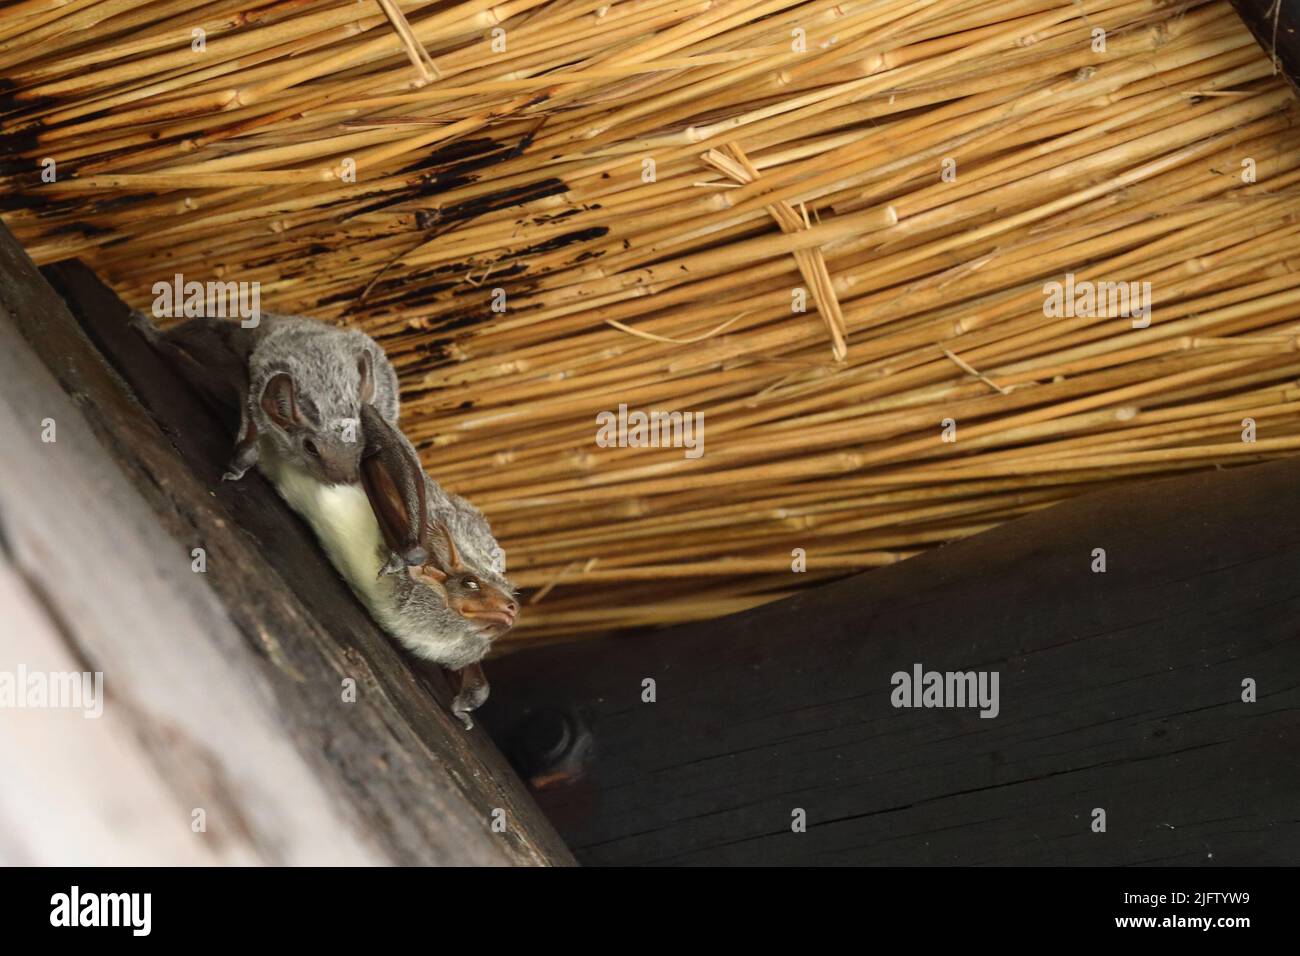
[465,606,517,637]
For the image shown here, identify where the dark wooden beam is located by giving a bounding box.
[484,455,1300,865]
[0,222,572,865]
[1232,0,1300,94]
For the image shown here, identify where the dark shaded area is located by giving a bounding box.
[1232,0,1300,95]
[485,456,1300,865]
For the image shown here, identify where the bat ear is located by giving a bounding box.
[357,348,376,406]
[260,372,302,430]
[408,563,448,589]
[428,519,463,571]
[409,519,462,593]
[359,403,428,566]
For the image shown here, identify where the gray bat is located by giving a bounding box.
[357,403,519,727]
[133,312,399,486]
[256,404,516,727]
[136,310,507,726]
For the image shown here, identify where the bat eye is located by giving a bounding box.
[303,438,321,457]
[464,578,480,591]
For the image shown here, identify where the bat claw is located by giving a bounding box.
[224,433,258,482]
[450,670,487,731]
[377,551,406,577]
[376,546,428,578]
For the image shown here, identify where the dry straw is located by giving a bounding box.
[2,0,1298,640]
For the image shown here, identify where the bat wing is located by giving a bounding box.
[134,314,251,413]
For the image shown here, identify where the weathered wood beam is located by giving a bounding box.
[1232,0,1300,95]
[0,222,572,865]
[484,455,1300,865]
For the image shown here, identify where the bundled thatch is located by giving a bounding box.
[3,0,1299,640]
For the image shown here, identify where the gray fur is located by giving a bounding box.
[134,310,401,486]
[250,314,399,424]
[376,428,517,671]
[388,570,497,671]
[244,314,400,485]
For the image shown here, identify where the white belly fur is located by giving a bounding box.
[257,447,399,630]
[256,445,462,662]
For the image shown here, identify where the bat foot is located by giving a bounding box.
[450,665,489,731]
[376,546,429,578]
[222,445,258,483]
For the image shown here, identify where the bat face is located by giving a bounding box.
[260,372,364,485]
[404,526,520,639]
[300,431,364,485]
[424,567,518,637]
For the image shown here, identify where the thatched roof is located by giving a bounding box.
[4,0,1299,640]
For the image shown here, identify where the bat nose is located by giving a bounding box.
[504,598,519,615]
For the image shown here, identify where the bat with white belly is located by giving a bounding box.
[134,312,400,486]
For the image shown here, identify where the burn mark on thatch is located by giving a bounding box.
[427,178,568,227]
[1,159,171,217]
[415,310,493,337]
[67,220,115,238]
[349,184,461,221]
[360,279,462,312]
[529,208,581,225]
[398,138,503,175]
[0,185,49,212]
[377,305,548,354]
[12,191,91,217]
[516,226,608,258]
[0,194,37,213]
[96,193,160,213]
[356,123,552,221]
[319,264,461,308]
[0,82,52,124]
[411,210,440,230]
[0,129,40,176]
